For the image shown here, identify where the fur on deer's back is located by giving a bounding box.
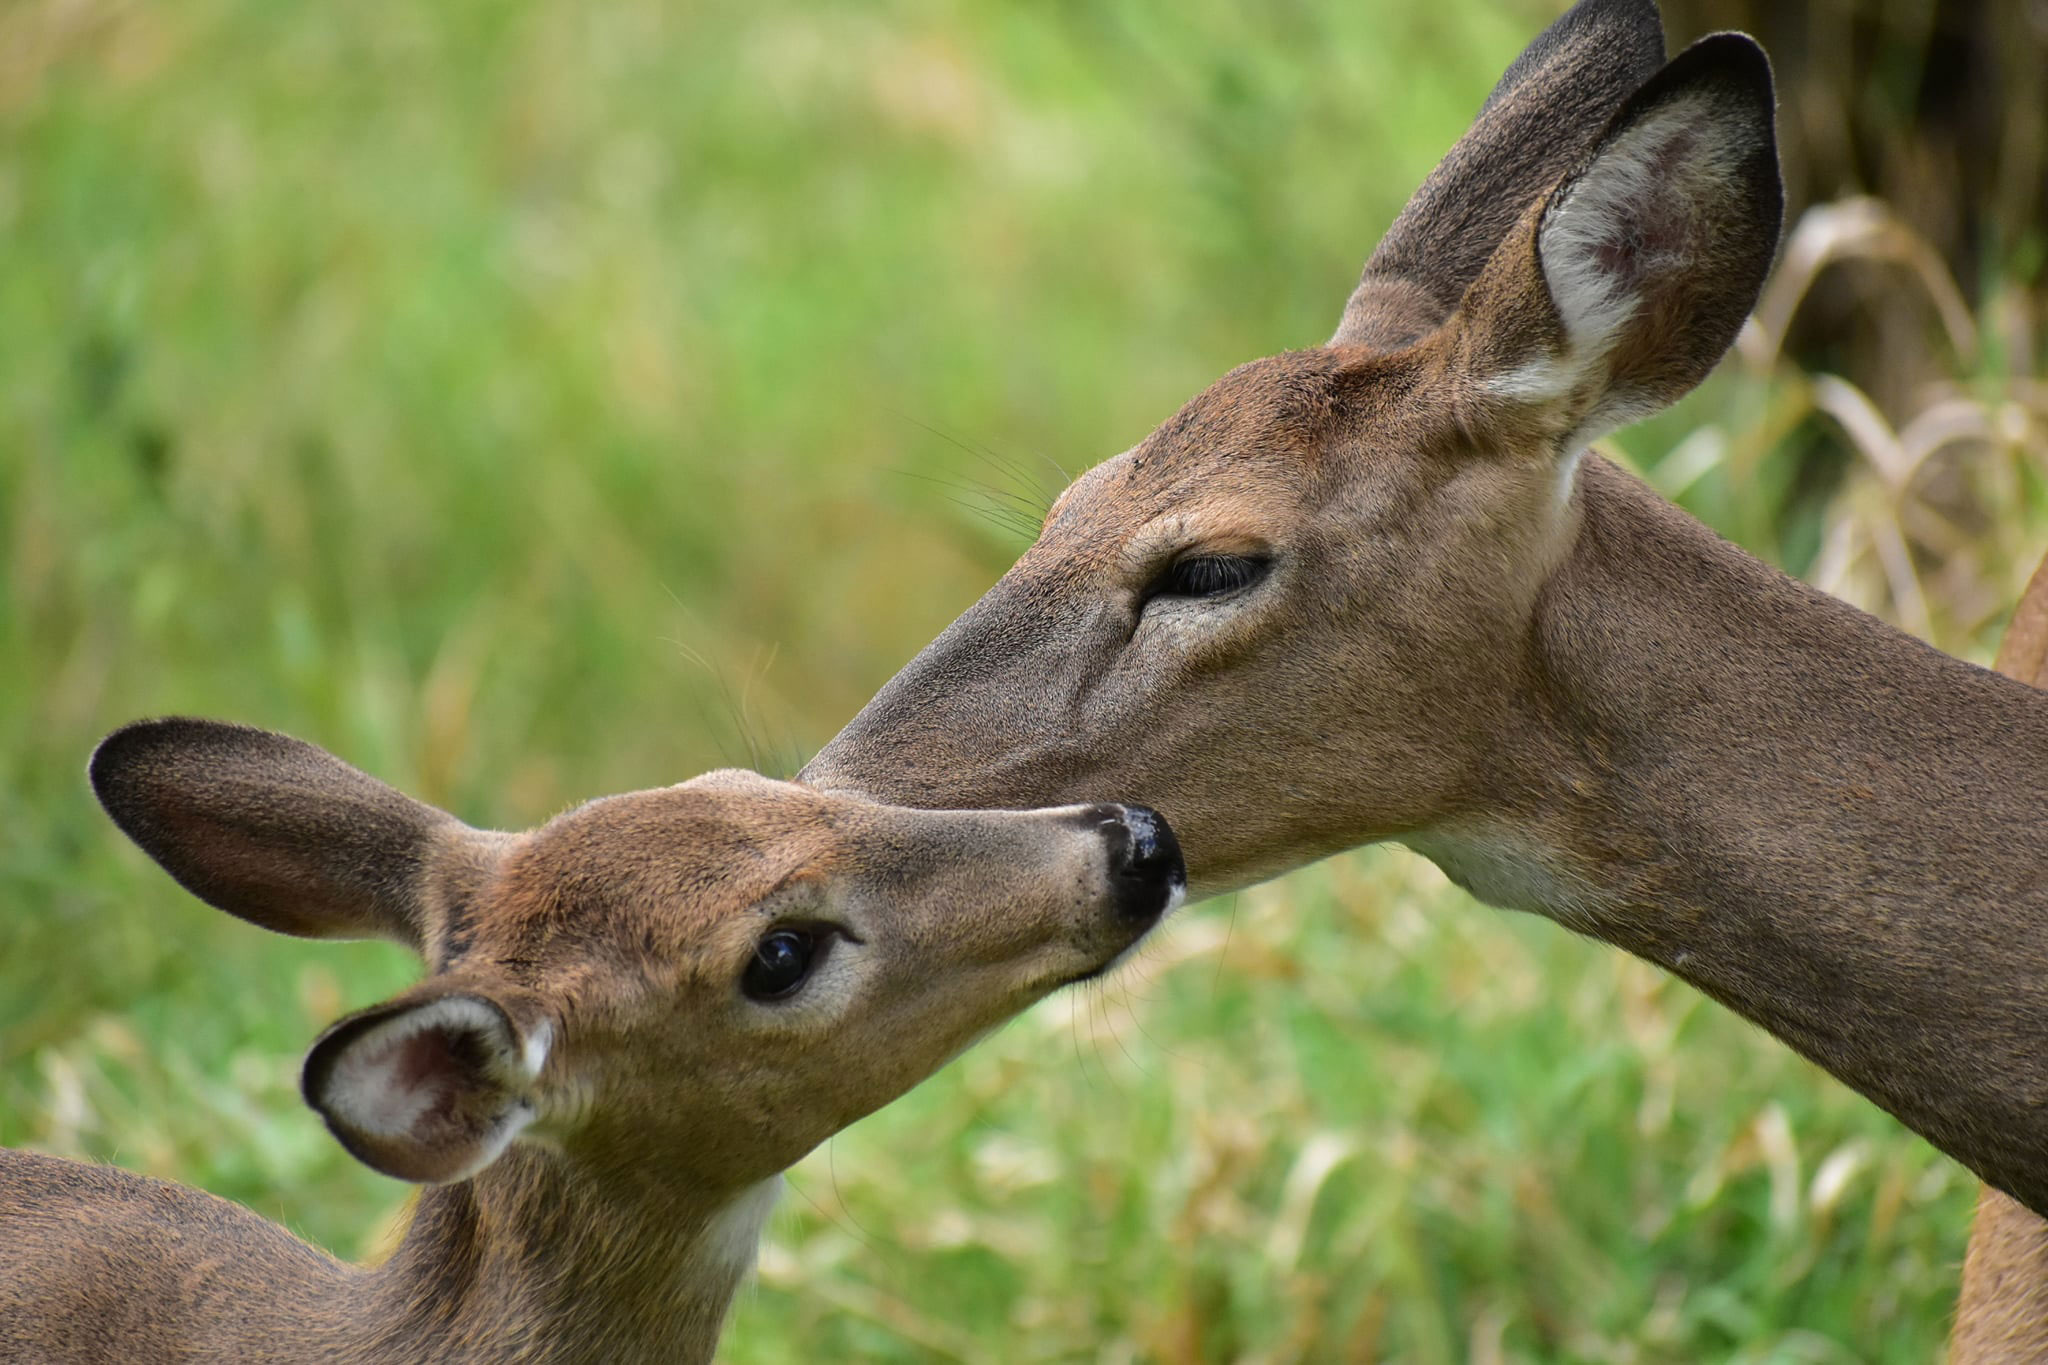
[0,1149,350,1362]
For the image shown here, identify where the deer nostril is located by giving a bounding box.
[1118,805,1177,878]
[1088,803,1186,923]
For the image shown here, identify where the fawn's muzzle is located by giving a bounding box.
[1078,803,1185,924]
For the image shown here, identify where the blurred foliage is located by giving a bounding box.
[1661,0,2048,636]
[1,0,2043,1360]
[1668,0,2046,313]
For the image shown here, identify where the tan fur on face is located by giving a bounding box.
[7,727,1177,1364]
[809,341,1585,894]
[371,769,1159,1191]
[803,0,2048,1292]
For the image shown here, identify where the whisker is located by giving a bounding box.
[781,1165,884,1260]
[823,1136,889,1255]
[887,470,1044,542]
[1100,974,1152,1080]
[1213,894,1243,995]
[1068,986,1103,1093]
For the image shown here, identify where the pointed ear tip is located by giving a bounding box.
[1674,31,1777,99]
[89,717,192,813]
[88,725,140,807]
[88,716,267,814]
[91,715,176,775]
[1582,0,1666,40]
[91,715,264,777]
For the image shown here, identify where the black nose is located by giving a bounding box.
[1079,803,1186,924]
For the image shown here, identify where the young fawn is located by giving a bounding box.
[0,718,1183,1363]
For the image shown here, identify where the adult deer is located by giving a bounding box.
[0,718,1183,1363]
[801,0,2048,1331]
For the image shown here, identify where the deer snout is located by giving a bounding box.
[1077,803,1186,924]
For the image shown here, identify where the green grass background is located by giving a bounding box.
[4,0,2042,1360]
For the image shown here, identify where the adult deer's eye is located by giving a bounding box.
[742,928,824,1001]
[1147,554,1270,603]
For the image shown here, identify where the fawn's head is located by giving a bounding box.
[90,719,1182,1193]
[804,0,1782,894]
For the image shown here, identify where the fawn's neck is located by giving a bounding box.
[1417,455,2048,1212]
[341,1148,780,1363]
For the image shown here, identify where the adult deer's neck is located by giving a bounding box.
[1424,455,2048,1212]
[326,1149,777,1363]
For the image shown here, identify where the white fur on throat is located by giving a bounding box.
[694,1176,784,1288]
[1402,824,1609,933]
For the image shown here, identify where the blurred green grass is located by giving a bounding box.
[3,0,2042,1360]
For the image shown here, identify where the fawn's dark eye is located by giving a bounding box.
[742,929,825,1001]
[1146,553,1270,604]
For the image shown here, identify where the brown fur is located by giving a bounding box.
[800,0,2048,1325]
[1338,0,1668,347]
[2,720,1180,1362]
[1955,1188,2048,1363]
[1948,554,2048,1362]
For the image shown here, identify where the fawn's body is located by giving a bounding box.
[1,1146,775,1363]
[1,720,1182,1362]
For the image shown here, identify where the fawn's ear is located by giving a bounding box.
[1449,32,1782,451]
[90,717,483,951]
[302,984,552,1185]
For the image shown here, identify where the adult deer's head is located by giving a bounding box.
[803,0,1782,897]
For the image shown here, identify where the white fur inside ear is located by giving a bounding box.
[321,995,528,1148]
[1483,353,1582,404]
[1538,92,1743,359]
[520,1018,552,1080]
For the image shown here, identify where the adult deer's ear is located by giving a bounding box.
[302,983,553,1184]
[1450,32,1782,451]
[90,717,495,953]
[1334,0,1666,349]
